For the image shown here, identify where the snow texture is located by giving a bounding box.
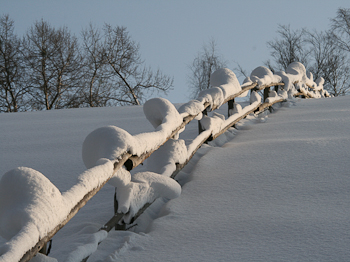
[96,96,350,262]
[0,168,66,262]
[197,87,224,110]
[147,139,187,177]
[177,99,204,120]
[65,230,108,262]
[82,98,184,170]
[0,62,336,262]
[250,66,281,86]
[250,91,262,104]
[82,126,134,169]
[122,172,181,222]
[315,77,325,91]
[286,61,307,83]
[209,68,241,100]
[143,98,182,130]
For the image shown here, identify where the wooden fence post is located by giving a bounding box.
[263,87,270,102]
[227,99,235,117]
[198,108,208,134]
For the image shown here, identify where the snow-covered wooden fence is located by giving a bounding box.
[0,62,329,262]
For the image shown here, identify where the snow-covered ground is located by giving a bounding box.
[1,94,349,261]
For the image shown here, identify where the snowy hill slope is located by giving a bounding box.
[1,96,350,261]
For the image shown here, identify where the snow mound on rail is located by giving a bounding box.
[82,98,184,169]
[210,68,242,99]
[0,167,67,262]
[143,98,182,130]
[0,167,63,241]
[250,66,281,85]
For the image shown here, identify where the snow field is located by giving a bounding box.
[0,63,332,261]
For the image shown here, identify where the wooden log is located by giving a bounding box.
[257,98,286,113]
[210,103,261,141]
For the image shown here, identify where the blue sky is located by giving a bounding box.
[2,0,350,103]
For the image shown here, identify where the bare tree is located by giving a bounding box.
[22,19,82,110]
[188,39,227,98]
[266,25,309,71]
[331,8,350,53]
[307,29,350,96]
[80,24,111,107]
[102,24,173,106]
[0,14,28,112]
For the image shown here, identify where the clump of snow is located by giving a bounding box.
[286,62,307,83]
[65,230,108,262]
[199,112,225,135]
[250,91,261,104]
[242,76,253,86]
[197,87,224,110]
[288,89,296,99]
[269,90,278,97]
[108,138,186,214]
[278,89,288,99]
[108,166,131,188]
[0,167,63,241]
[250,66,281,86]
[0,167,68,262]
[209,68,241,99]
[143,98,182,130]
[30,253,58,262]
[135,97,184,144]
[274,70,299,92]
[265,90,287,103]
[306,72,316,88]
[0,158,115,261]
[82,126,135,169]
[307,71,314,82]
[147,139,187,177]
[123,172,181,222]
[315,77,324,91]
[83,98,185,169]
[240,77,254,97]
[233,103,242,114]
[178,99,205,120]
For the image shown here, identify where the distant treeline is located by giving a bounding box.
[187,8,350,99]
[0,15,173,112]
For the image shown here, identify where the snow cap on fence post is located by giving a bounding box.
[143,98,182,130]
[143,97,183,139]
[250,66,275,86]
[286,62,308,83]
[82,126,135,169]
[209,68,241,100]
[0,167,64,242]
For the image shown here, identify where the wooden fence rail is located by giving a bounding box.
[0,65,328,262]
